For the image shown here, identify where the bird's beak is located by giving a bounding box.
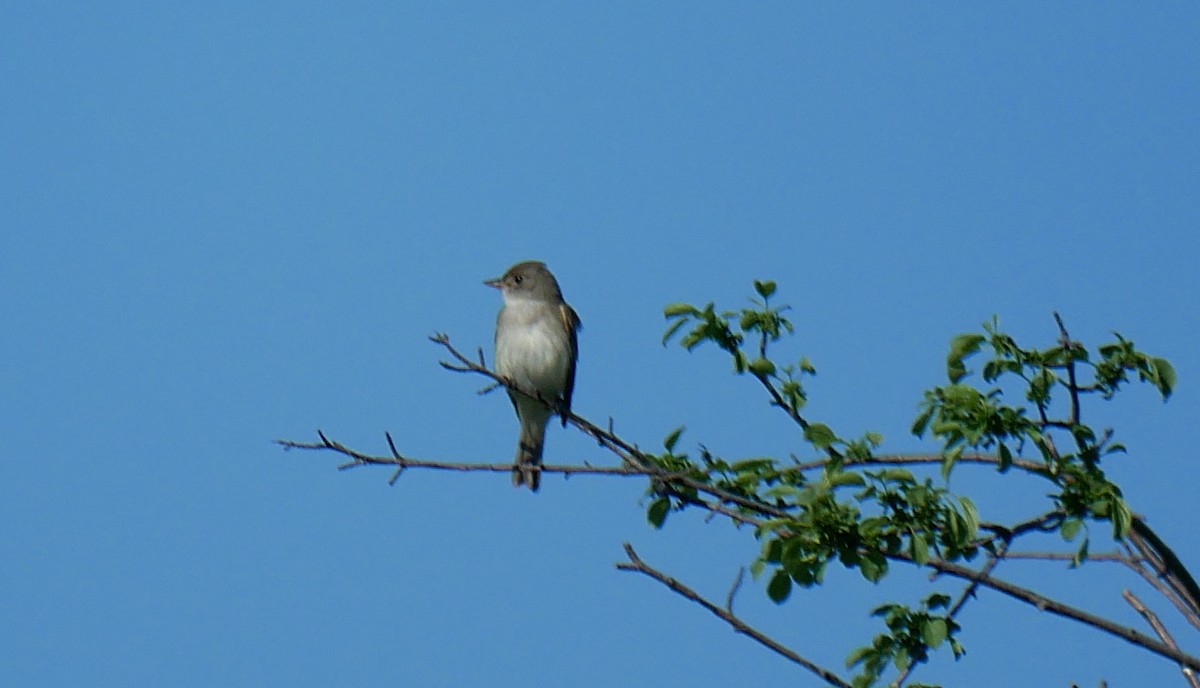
[484,277,502,289]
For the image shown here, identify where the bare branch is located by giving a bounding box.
[278,436,660,478]
[617,543,851,688]
[1123,590,1200,688]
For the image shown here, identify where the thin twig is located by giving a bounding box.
[726,567,746,615]
[1123,590,1200,688]
[1054,312,1083,429]
[948,543,1007,619]
[980,510,1065,542]
[617,543,851,688]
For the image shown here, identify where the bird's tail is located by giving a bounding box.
[512,418,546,491]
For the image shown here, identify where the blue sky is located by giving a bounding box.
[3,3,1198,686]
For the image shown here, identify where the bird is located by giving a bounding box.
[485,261,581,491]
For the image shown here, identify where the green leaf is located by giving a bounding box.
[871,602,900,617]
[663,303,698,317]
[946,333,986,383]
[1060,517,1082,542]
[754,280,777,299]
[1111,497,1133,539]
[910,532,930,565]
[762,485,806,501]
[997,443,1013,472]
[748,558,765,578]
[732,457,775,472]
[859,551,887,582]
[748,357,776,376]
[924,593,951,610]
[662,426,685,453]
[922,618,948,648]
[949,637,966,659]
[958,496,979,535]
[646,497,670,529]
[679,331,704,350]
[876,468,915,483]
[1072,537,1090,567]
[1152,357,1176,400]
[804,422,838,449]
[827,471,867,488]
[767,569,792,603]
[940,444,964,481]
[911,407,935,438]
[845,645,872,669]
[661,317,690,346]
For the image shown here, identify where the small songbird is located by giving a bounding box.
[485,261,581,491]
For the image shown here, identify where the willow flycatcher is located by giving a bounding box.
[486,261,581,491]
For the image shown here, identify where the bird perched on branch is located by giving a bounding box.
[486,261,581,491]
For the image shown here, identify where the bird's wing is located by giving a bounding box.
[560,302,582,425]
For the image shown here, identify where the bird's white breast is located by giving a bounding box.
[495,296,572,399]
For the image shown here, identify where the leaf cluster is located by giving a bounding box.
[846,594,963,688]
[915,318,1168,547]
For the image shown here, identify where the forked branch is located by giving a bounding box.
[617,543,852,688]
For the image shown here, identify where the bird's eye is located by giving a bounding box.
[513,275,523,284]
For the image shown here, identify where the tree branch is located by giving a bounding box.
[789,452,1050,477]
[896,552,1200,672]
[1000,551,1131,563]
[752,371,810,430]
[616,543,851,688]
